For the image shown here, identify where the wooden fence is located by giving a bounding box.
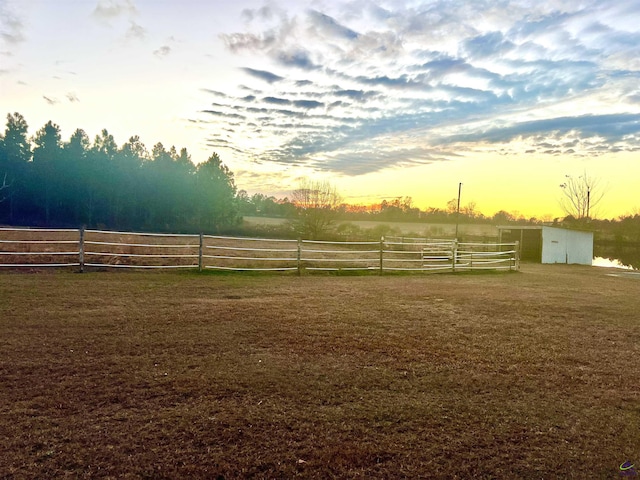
[0,227,519,273]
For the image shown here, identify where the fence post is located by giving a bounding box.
[297,238,302,276]
[514,241,520,271]
[198,233,203,272]
[379,237,384,275]
[79,226,85,273]
[452,240,458,273]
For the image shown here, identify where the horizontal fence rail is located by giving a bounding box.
[0,227,81,268]
[83,229,201,269]
[203,234,298,272]
[0,227,519,273]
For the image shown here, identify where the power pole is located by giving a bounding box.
[455,182,462,240]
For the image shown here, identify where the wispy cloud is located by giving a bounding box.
[153,45,171,58]
[307,9,359,40]
[126,20,146,40]
[92,0,137,23]
[0,2,25,46]
[242,67,284,83]
[42,95,58,105]
[201,0,640,177]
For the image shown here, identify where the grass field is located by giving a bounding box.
[1,264,640,478]
[242,216,499,238]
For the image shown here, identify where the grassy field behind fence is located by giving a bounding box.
[1,264,640,478]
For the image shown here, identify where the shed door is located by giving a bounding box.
[500,229,542,262]
[541,228,568,264]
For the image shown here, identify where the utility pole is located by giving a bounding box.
[455,182,462,240]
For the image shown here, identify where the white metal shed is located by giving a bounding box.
[497,225,593,265]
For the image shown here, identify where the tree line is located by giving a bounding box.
[238,192,550,227]
[0,113,239,232]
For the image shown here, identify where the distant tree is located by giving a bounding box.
[290,178,342,239]
[116,135,147,228]
[32,121,64,224]
[250,193,272,215]
[66,128,91,157]
[423,206,449,223]
[0,113,31,168]
[615,214,640,243]
[461,201,477,218]
[171,147,197,230]
[492,210,515,224]
[401,196,421,220]
[64,128,91,224]
[445,198,480,222]
[142,142,179,228]
[93,129,118,159]
[560,172,605,219]
[379,198,402,221]
[194,152,239,231]
[0,113,31,221]
[236,190,253,215]
[175,147,195,173]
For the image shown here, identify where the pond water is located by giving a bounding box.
[592,256,635,270]
[593,244,640,270]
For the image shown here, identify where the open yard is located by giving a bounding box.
[1,264,640,478]
[242,216,499,238]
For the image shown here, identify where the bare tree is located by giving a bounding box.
[0,173,11,203]
[290,178,342,239]
[559,172,605,219]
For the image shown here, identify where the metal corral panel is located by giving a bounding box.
[541,226,593,265]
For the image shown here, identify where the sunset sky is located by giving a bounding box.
[1,0,639,219]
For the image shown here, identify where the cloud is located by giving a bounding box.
[293,100,324,109]
[126,20,146,40]
[354,73,422,89]
[263,96,291,106]
[201,88,232,98]
[307,9,359,40]
[153,45,171,57]
[445,114,640,145]
[222,32,276,52]
[241,5,283,23]
[201,110,246,121]
[92,0,137,22]
[333,89,378,101]
[277,49,316,70]
[221,7,294,54]
[432,113,640,160]
[463,32,516,58]
[242,67,284,83]
[0,3,25,46]
[316,146,453,176]
[201,1,640,177]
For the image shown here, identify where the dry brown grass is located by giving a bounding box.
[1,264,640,479]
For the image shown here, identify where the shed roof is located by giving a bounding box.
[497,225,593,235]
